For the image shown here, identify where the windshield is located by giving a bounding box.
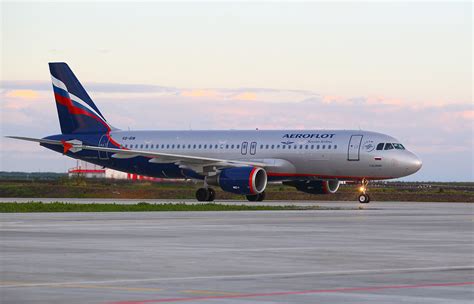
[377,142,406,150]
[393,143,405,150]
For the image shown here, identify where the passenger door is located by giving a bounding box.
[241,141,248,155]
[347,135,363,161]
[250,142,257,155]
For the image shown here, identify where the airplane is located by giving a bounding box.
[7,63,422,203]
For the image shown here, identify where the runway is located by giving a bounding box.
[1,202,473,303]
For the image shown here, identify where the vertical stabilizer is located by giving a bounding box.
[49,62,111,134]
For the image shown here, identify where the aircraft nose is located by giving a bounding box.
[406,152,422,174]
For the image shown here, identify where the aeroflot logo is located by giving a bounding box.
[282,133,335,139]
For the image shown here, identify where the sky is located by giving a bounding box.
[0,1,472,181]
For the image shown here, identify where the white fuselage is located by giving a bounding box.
[105,129,421,180]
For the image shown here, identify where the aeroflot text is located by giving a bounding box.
[283,133,336,139]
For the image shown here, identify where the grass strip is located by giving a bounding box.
[0,202,338,213]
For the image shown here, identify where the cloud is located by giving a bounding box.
[1,80,472,181]
[181,89,219,98]
[5,89,40,99]
[0,80,177,93]
[231,92,257,101]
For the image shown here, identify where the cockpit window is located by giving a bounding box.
[393,143,405,150]
[384,143,394,150]
[376,143,384,150]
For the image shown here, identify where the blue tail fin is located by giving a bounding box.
[49,62,111,134]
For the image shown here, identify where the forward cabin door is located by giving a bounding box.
[241,142,248,155]
[250,142,257,155]
[98,134,110,160]
[347,135,363,161]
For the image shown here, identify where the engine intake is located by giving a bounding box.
[207,167,267,195]
[284,180,340,194]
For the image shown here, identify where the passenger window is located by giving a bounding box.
[311,145,314,149]
[334,145,337,149]
[193,144,196,149]
[260,144,263,149]
[271,144,274,149]
[282,145,286,149]
[277,145,280,149]
[145,144,148,149]
[198,144,201,149]
[226,144,229,149]
[305,145,308,149]
[376,143,384,150]
[322,145,325,149]
[317,145,320,150]
[328,145,331,149]
[288,145,291,149]
[166,144,169,149]
[384,143,394,150]
[236,144,240,149]
[231,144,234,149]
[294,145,297,149]
[177,144,180,149]
[215,144,218,149]
[265,144,269,149]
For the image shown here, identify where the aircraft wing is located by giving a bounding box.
[6,136,267,174]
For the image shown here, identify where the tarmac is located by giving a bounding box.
[0,201,473,304]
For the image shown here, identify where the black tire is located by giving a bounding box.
[246,194,259,202]
[256,191,266,201]
[358,193,370,204]
[207,188,216,202]
[196,188,210,202]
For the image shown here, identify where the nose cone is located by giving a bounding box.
[405,152,422,175]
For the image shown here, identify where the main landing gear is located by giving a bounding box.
[246,191,266,202]
[196,187,216,202]
[357,179,371,204]
[195,187,266,202]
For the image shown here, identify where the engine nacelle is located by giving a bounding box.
[207,167,267,195]
[284,180,340,194]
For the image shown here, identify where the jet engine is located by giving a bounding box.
[206,167,267,195]
[284,180,340,194]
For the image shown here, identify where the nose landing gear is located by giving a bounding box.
[357,179,370,204]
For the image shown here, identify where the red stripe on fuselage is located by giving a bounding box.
[267,172,391,180]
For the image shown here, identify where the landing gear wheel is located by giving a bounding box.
[246,194,259,202]
[246,192,266,202]
[358,193,370,204]
[207,188,216,202]
[196,188,210,202]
